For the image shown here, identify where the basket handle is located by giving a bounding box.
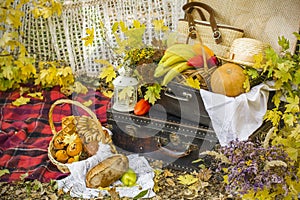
[182,2,222,44]
[48,99,104,136]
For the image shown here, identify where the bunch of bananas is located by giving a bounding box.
[154,44,196,86]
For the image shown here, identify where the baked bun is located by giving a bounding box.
[85,154,129,188]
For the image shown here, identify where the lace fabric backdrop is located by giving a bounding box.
[20,0,186,77]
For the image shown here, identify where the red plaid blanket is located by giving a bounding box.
[0,86,110,183]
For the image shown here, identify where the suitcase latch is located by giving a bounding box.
[165,88,192,102]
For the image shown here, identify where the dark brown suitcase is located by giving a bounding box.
[153,81,211,126]
[106,107,218,171]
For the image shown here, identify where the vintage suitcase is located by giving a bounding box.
[153,81,212,126]
[107,107,219,171]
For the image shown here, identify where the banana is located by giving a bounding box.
[155,62,182,77]
[161,55,188,67]
[159,51,175,64]
[165,44,196,59]
[154,64,172,77]
[162,62,193,86]
[159,44,196,65]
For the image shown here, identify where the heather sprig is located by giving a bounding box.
[212,140,298,199]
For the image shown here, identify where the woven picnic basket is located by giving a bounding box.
[48,99,116,173]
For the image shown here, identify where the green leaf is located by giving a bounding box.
[2,66,15,80]
[282,113,296,126]
[133,189,149,200]
[144,83,161,105]
[278,35,290,51]
[285,96,299,113]
[285,147,298,161]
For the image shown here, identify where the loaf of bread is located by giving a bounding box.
[85,154,129,188]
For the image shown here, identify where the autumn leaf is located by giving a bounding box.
[73,81,88,94]
[83,100,93,107]
[12,96,30,106]
[166,178,175,186]
[97,61,117,83]
[144,83,161,105]
[2,66,16,80]
[163,169,174,178]
[177,174,198,186]
[103,90,114,98]
[285,96,299,113]
[27,92,43,100]
[118,86,134,100]
[0,169,9,177]
[82,27,94,46]
[185,77,200,89]
[152,19,169,32]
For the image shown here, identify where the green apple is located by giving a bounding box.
[120,168,137,187]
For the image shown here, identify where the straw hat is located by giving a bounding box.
[218,38,270,66]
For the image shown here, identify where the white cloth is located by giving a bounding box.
[57,144,155,199]
[200,83,272,146]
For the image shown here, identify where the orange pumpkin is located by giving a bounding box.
[210,63,247,97]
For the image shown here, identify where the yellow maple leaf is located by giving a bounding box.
[97,64,117,83]
[27,92,44,100]
[177,174,198,186]
[12,96,30,107]
[152,19,169,32]
[82,27,94,46]
[103,90,113,98]
[185,77,200,89]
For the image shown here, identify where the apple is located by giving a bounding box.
[120,168,137,187]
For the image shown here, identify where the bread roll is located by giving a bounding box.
[85,154,129,188]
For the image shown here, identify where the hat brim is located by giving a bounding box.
[217,56,254,67]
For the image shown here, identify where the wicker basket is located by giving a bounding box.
[48,99,115,173]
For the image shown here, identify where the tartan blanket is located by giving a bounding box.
[0,86,110,183]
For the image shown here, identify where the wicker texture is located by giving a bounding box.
[176,2,244,58]
[220,38,270,66]
[48,99,115,173]
[190,0,300,53]
[20,0,186,77]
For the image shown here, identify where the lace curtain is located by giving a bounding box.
[20,0,186,77]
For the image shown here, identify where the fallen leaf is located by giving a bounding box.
[177,174,198,186]
[166,178,175,186]
[12,96,30,106]
[163,169,174,177]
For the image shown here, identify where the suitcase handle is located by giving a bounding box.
[164,88,192,102]
[157,138,192,158]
